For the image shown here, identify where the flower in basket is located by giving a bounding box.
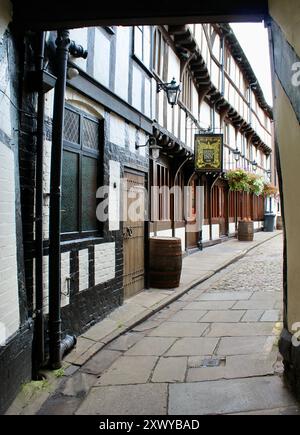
[263,182,279,198]
[248,174,264,196]
[225,169,251,193]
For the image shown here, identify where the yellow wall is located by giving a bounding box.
[269,0,300,329]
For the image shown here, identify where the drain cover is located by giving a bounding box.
[189,357,226,369]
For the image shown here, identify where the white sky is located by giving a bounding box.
[230,23,273,107]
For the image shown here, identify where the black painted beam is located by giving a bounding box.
[12,0,269,30]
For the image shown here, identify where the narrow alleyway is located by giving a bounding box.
[30,235,300,414]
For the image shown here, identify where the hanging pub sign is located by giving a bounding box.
[194,134,223,172]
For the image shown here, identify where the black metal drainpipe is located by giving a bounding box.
[33,31,46,375]
[48,29,71,369]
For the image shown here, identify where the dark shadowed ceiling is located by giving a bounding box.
[12,0,269,30]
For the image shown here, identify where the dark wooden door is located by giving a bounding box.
[218,182,228,237]
[123,171,145,299]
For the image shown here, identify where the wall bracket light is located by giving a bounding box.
[135,137,162,160]
[157,77,181,108]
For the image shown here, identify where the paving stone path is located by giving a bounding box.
[37,235,300,415]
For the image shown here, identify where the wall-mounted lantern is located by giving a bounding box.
[233,147,241,162]
[157,78,181,108]
[252,160,258,172]
[135,137,162,161]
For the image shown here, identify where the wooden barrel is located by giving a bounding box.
[276,215,283,230]
[238,221,254,241]
[149,237,182,289]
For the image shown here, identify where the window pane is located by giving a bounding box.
[64,108,80,143]
[134,26,143,60]
[83,117,99,151]
[82,156,98,231]
[143,26,151,68]
[61,150,79,232]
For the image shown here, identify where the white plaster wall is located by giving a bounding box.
[61,252,70,308]
[69,28,88,71]
[137,130,147,158]
[173,104,179,138]
[191,84,199,120]
[0,0,11,41]
[94,243,116,285]
[152,78,157,120]
[132,65,142,112]
[180,108,186,143]
[79,249,89,292]
[200,101,211,129]
[115,26,130,101]
[229,223,236,235]
[0,142,20,342]
[94,28,110,88]
[175,227,186,252]
[65,88,105,119]
[158,90,164,126]
[109,113,126,147]
[167,48,181,83]
[156,230,173,238]
[109,160,120,231]
[144,77,151,119]
[202,225,210,242]
[212,224,220,240]
[127,123,137,154]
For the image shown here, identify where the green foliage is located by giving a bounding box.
[225,169,264,196]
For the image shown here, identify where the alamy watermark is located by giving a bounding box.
[96,180,204,233]
[291,62,300,87]
[292,322,300,347]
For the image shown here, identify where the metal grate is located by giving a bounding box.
[64,109,80,144]
[83,117,99,151]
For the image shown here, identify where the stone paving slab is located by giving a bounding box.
[151,357,187,383]
[65,341,105,366]
[183,301,235,311]
[260,310,281,322]
[206,322,275,337]
[167,310,207,323]
[232,300,278,310]
[96,356,158,386]
[125,337,176,356]
[82,319,119,342]
[147,322,209,337]
[216,336,272,356]
[106,332,145,352]
[230,406,300,415]
[199,310,245,323]
[241,310,265,322]
[75,384,168,415]
[169,377,297,415]
[198,292,252,301]
[64,337,99,365]
[186,352,277,382]
[165,338,219,356]
[80,349,122,375]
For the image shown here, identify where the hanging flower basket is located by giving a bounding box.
[247,173,264,196]
[225,169,251,193]
[263,182,279,198]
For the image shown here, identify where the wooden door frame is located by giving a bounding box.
[123,167,149,290]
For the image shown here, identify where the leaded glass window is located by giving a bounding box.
[61,105,102,237]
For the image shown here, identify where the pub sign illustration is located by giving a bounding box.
[195,134,223,172]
